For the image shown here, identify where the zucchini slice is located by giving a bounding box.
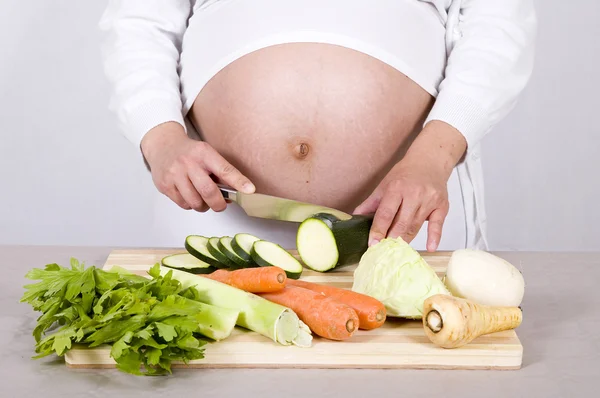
[231,233,261,262]
[207,237,237,268]
[251,240,303,279]
[185,235,227,269]
[218,236,252,269]
[296,213,373,272]
[161,253,217,274]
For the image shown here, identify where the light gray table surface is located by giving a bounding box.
[2,245,599,398]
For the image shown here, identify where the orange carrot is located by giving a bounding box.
[202,266,286,293]
[287,279,386,330]
[259,285,359,341]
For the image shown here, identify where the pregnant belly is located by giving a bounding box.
[188,43,434,212]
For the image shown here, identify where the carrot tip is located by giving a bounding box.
[277,273,285,283]
[346,319,356,333]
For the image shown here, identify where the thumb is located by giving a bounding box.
[353,190,382,215]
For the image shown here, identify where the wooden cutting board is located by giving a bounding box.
[64,249,523,370]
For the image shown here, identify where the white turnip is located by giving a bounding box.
[443,249,525,307]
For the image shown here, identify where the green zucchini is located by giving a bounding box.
[251,240,303,279]
[217,236,251,269]
[185,235,227,269]
[161,253,217,274]
[207,237,238,268]
[296,213,374,272]
[231,233,261,262]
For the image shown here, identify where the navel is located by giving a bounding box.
[293,142,310,159]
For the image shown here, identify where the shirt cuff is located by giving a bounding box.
[424,90,492,149]
[124,99,186,149]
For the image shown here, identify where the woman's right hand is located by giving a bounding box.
[140,122,256,212]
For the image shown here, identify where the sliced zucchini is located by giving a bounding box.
[161,253,217,274]
[296,213,373,272]
[231,233,261,262]
[185,235,227,269]
[218,236,251,269]
[251,240,303,279]
[207,237,237,268]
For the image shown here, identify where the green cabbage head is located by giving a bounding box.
[351,237,450,319]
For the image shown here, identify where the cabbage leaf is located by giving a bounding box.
[351,238,450,319]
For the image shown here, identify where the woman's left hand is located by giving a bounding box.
[353,121,467,252]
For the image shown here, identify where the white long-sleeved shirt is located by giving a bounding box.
[98,0,537,249]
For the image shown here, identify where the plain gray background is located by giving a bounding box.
[1,0,598,251]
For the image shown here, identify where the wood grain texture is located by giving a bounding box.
[64,249,523,370]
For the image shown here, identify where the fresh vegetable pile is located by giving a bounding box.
[163,224,526,349]
[159,266,311,347]
[348,236,525,348]
[21,257,315,375]
[155,231,388,341]
[21,220,527,375]
[20,259,240,375]
[169,262,387,341]
[422,249,525,348]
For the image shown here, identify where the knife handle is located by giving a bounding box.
[217,184,238,202]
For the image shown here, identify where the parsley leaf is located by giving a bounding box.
[21,259,217,376]
[155,322,177,342]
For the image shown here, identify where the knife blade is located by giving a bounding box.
[218,185,353,223]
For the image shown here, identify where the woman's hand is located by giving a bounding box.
[140,122,255,212]
[354,121,467,252]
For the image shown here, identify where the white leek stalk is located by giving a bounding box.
[162,267,312,347]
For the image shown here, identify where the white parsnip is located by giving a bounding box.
[422,294,522,349]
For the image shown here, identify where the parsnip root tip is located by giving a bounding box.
[425,310,443,333]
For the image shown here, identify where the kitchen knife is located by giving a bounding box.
[218,185,353,223]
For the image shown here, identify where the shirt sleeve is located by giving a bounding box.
[424,0,537,149]
[98,0,195,148]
